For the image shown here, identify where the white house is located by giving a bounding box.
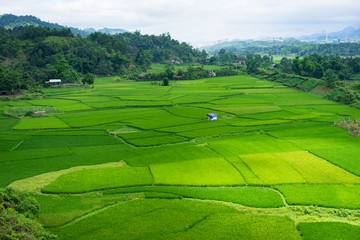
[46,79,62,85]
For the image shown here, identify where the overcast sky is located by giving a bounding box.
[1,0,359,46]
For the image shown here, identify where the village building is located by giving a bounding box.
[46,79,62,86]
[209,71,216,77]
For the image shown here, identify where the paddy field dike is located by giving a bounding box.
[1,73,360,239]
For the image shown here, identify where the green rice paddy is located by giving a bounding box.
[1,73,360,239]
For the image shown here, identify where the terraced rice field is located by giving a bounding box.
[1,74,360,239]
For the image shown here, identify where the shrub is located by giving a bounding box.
[0,188,56,239]
[334,119,360,137]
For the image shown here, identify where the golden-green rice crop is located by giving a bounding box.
[42,166,153,193]
[150,158,245,186]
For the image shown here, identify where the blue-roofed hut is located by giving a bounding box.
[207,113,218,121]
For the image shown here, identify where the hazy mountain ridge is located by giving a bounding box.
[0,14,127,37]
[300,26,360,40]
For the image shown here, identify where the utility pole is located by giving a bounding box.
[325,32,328,43]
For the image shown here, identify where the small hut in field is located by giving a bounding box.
[207,113,218,121]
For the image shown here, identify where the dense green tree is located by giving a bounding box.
[82,73,95,86]
[0,25,207,92]
[165,64,175,80]
[323,69,337,85]
[0,188,56,240]
[135,49,153,71]
[162,77,169,86]
[0,68,22,92]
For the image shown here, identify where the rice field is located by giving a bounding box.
[1,73,360,239]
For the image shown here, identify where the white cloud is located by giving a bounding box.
[0,0,359,44]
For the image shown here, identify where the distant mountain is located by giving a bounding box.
[0,14,127,37]
[84,27,127,35]
[300,26,360,41]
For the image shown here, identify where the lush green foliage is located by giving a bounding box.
[203,39,360,57]
[0,188,56,239]
[133,65,238,81]
[0,25,206,93]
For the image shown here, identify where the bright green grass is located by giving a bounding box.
[12,116,69,130]
[176,125,252,138]
[310,147,360,176]
[104,186,285,208]
[61,95,115,103]
[199,133,301,156]
[42,166,153,193]
[297,104,360,119]
[268,125,360,150]
[0,118,18,131]
[171,95,223,104]
[231,118,291,127]
[124,143,218,166]
[35,193,139,227]
[126,113,201,129]
[16,135,121,150]
[125,135,188,147]
[50,199,241,240]
[57,108,164,127]
[297,222,360,240]
[150,157,245,186]
[239,88,297,94]
[0,134,29,151]
[167,213,302,240]
[0,147,71,163]
[209,94,271,105]
[156,120,228,133]
[239,151,360,185]
[267,123,343,138]
[2,74,360,239]
[275,184,360,209]
[86,100,172,108]
[239,152,305,184]
[0,144,135,187]
[240,110,298,120]
[28,98,92,111]
[117,130,168,140]
[209,105,282,115]
[165,106,229,120]
[50,198,301,240]
[33,130,106,136]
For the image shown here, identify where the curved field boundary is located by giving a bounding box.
[8,161,127,192]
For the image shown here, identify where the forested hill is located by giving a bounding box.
[0,14,89,37]
[0,14,128,37]
[0,25,206,92]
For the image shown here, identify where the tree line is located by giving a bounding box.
[243,52,360,107]
[0,26,206,93]
[204,39,360,57]
[130,65,238,82]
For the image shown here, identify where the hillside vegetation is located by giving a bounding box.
[202,39,360,56]
[0,26,206,93]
